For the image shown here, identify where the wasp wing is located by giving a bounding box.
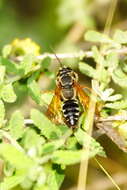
[46,86,63,124]
[74,83,89,110]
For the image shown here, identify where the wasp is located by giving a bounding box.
[45,53,127,151]
[46,66,89,129]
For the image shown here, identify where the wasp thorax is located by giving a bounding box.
[56,67,78,88]
[60,75,73,87]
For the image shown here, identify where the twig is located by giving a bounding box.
[11,47,127,62]
[96,115,127,121]
[87,172,127,190]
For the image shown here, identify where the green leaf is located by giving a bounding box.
[106,52,119,69]
[1,84,17,103]
[75,128,106,157]
[22,128,45,150]
[8,111,24,139]
[79,61,109,83]
[85,30,111,43]
[47,168,64,190]
[52,149,96,165]
[92,83,122,102]
[41,57,51,71]
[41,139,65,155]
[105,100,127,109]
[2,44,12,58]
[31,109,62,139]
[20,54,36,75]
[0,143,35,170]
[0,170,25,190]
[27,76,42,105]
[79,62,97,78]
[0,57,19,74]
[92,46,104,63]
[0,100,5,126]
[113,30,127,44]
[0,65,5,83]
[65,136,78,150]
[111,67,127,88]
[107,52,127,88]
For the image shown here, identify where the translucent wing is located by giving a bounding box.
[74,83,89,110]
[46,86,63,124]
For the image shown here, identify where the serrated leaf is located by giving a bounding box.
[103,88,114,97]
[1,84,17,103]
[2,44,12,58]
[47,166,64,190]
[41,139,64,155]
[27,77,42,105]
[79,62,97,78]
[20,177,33,189]
[79,62,109,83]
[113,30,127,44]
[52,148,103,165]
[0,143,34,169]
[92,46,106,65]
[0,57,19,74]
[75,128,106,157]
[0,170,25,190]
[0,65,5,83]
[105,100,127,109]
[20,54,36,75]
[105,94,122,101]
[8,111,24,139]
[85,30,111,43]
[0,100,5,126]
[31,109,62,139]
[65,136,78,150]
[22,128,45,150]
[106,52,119,69]
[41,57,51,71]
[111,67,127,87]
[92,83,122,101]
[92,46,110,83]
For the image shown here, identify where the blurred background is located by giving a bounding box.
[0,0,127,52]
[1,0,127,190]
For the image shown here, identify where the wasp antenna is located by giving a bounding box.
[49,46,63,67]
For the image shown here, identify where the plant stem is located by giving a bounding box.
[12,47,127,62]
[77,84,97,190]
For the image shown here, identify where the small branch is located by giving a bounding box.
[23,114,127,126]
[12,47,127,62]
[96,115,127,121]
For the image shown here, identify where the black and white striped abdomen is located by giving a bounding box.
[62,99,80,127]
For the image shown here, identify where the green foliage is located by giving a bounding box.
[1,29,127,190]
[8,111,24,140]
[0,144,35,169]
[30,109,63,139]
[0,100,5,126]
[113,30,127,44]
[85,30,112,43]
[1,84,17,103]
[27,75,42,105]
